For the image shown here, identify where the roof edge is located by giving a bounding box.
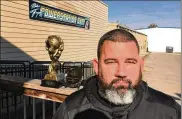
[135,27,181,30]
[99,0,108,7]
[116,24,147,36]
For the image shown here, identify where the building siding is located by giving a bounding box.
[1,0,108,61]
[137,28,181,53]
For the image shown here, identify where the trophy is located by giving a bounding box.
[65,67,82,88]
[41,35,64,88]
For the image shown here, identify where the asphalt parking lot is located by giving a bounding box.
[143,52,181,104]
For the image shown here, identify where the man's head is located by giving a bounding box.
[93,29,144,105]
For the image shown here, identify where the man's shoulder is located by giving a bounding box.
[63,76,97,111]
[64,88,89,111]
[147,87,180,109]
[65,88,85,101]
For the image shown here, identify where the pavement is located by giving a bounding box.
[142,52,181,104]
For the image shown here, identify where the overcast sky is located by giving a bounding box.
[103,1,180,29]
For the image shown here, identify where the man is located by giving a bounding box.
[52,29,181,119]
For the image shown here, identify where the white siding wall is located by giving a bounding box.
[137,28,181,52]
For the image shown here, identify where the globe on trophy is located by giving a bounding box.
[41,35,64,88]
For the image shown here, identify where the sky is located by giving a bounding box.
[102,1,180,30]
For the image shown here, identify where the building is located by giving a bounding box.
[108,23,148,55]
[136,27,181,53]
[1,0,108,62]
[1,0,149,62]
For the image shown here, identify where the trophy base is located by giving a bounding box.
[65,82,81,88]
[41,80,59,88]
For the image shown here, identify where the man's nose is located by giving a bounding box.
[115,63,127,77]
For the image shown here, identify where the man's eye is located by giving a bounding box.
[125,61,136,64]
[105,61,116,64]
[106,62,114,64]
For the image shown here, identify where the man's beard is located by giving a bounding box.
[98,71,142,105]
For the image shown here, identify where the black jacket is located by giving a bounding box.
[52,76,181,119]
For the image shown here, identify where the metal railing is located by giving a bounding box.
[0,60,94,119]
[30,61,52,79]
[0,60,30,119]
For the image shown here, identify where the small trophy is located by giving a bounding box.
[41,35,64,88]
[65,67,82,88]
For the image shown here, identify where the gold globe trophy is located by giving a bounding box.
[41,35,64,88]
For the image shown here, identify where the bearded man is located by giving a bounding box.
[52,29,181,119]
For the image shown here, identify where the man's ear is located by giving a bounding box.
[92,58,99,75]
[140,57,144,72]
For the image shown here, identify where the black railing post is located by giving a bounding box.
[6,92,10,119]
[0,91,1,119]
